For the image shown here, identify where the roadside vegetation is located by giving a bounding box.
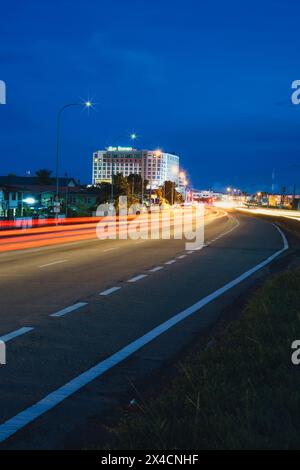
[109,268,300,449]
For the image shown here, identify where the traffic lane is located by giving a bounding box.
[0,207,217,252]
[0,207,227,278]
[0,214,284,429]
[0,213,231,332]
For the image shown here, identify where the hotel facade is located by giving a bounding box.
[92,147,179,189]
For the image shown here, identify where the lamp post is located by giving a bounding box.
[183,179,188,202]
[56,101,92,203]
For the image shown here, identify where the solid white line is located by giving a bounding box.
[99,287,121,296]
[186,251,195,254]
[149,266,163,272]
[177,255,187,259]
[165,260,176,265]
[50,302,88,318]
[127,274,148,283]
[39,260,67,268]
[0,327,34,343]
[0,225,288,443]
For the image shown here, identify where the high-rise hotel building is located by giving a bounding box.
[92,147,179,189]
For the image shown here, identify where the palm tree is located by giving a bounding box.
[35,169,52,185]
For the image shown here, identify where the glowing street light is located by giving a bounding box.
[22,197,36,205]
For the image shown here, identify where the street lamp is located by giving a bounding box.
[22,197,36,205]
[55,101,92,203]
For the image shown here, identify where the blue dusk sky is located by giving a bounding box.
[1,0,300,193]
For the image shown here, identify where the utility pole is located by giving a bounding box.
[110,156,114,203]
[271,168,275,194]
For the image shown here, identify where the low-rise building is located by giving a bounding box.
[0,176,96,218]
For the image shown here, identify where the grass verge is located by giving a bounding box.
[109,268,300,450]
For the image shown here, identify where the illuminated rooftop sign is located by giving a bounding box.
[106,146,133,152]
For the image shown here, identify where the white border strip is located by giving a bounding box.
[149,266,163,272]
[0,327,34,343]
[99,287,121,296]
[127,274,148,283]
[0,225,288,443]
[39,260,67,268]
[50,302,88,318]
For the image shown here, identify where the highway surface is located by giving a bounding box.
[238,206,300,221]
[0,209,289,449]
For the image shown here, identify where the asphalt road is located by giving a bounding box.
[0,210,288,449]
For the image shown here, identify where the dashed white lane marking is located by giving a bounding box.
[149,266,163,272]
[0,226,288,443]
[50,302,88,318]
[187,251,195,254]
[165,259,176,265]
[177,255,187,259]
[39,260,67,268]
[127,274,148,283]
[99,287,121,296]
[0,327,34,343]
[103,248,117,253]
